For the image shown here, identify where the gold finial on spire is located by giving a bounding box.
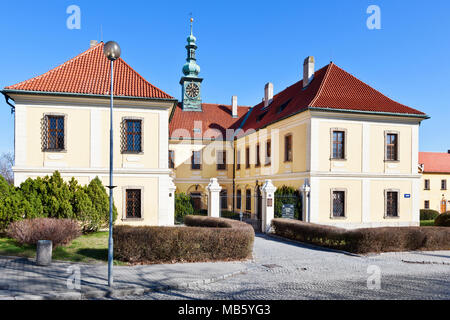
[189,16,194,35]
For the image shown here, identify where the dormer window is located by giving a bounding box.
[277,99,291,114]
[257,111,268,122]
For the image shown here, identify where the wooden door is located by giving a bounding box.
[441,199,447,213]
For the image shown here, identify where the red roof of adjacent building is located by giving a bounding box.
[4,42,173,100]
[169,103,250,139]
[238,62,427,135]
[419,152,450,173]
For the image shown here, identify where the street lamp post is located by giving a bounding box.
[103,41,121,287]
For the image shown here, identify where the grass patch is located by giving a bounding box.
[0,231,125,265]
[420,220,435,227]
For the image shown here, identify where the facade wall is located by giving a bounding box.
[421,173,450,213]
[170,110,423,229]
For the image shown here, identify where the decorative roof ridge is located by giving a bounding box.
[309,62,333,107]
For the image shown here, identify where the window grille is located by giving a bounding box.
[126,189,141,218]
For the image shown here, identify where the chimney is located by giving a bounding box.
[264,82,273,108]
[90,40,98,48]
[232,96,238,118]
[303,56,315,87]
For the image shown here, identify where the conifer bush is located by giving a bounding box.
[174,193,194,224]
[274,186,302,219]
[0,172,117,233]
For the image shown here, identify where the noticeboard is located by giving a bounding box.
[282,204,295,219]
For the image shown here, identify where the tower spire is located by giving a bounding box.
[180,17,203,111]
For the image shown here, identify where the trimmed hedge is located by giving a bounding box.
[272,218,450,254]
[435,213,450,227]
[420,209,439,221]
[113,215,254,264]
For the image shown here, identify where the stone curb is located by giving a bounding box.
[265,233,362,257]
[0,269,245,300]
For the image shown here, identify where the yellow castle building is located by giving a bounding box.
[419,152,450,213]
[168,26,428,229]
[2,41,177,227]
[2,24,431,230]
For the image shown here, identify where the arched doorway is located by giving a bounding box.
[187,184,206,214]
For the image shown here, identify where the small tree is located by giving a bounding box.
[85,177,118,232]
[175,193,194,224]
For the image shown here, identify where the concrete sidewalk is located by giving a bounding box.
[0,256,248,300]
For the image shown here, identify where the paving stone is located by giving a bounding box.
[113,234,450,300]
[1,234,449,300]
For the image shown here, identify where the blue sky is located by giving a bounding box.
[0,0,449,154]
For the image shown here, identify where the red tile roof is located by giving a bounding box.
[4,42,173,100]
[169,103,250,139]
[239,62,427,135]
[419,152,450,173]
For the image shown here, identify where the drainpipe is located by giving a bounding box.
[2,92,15,114]
[232,139,236,213]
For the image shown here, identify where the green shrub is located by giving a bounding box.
[0,176,36,231]
[174,193,194,224]
[220,210,240,220]
[83,177,117,232]
[194,209,208,216]
[271,218,450,254]
[420,209,439,221]
[7,218,81,247]
[435,213,450,227]
[0,172,117,233]
[114,216,254,264]
[274,186,302,219]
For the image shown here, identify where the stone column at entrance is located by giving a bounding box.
[300,179,311,222]
[167,177,176,226]
[207,178,222,218]
[261,179,277,233]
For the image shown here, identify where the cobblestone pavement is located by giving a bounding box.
[0,256,245,299]
[114,235,450,300]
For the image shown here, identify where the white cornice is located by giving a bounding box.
[13,166,171,175]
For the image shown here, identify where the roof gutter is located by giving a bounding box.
[1,90,15,114]
[234,105,429,140]
[2,89,178,103]
[308,106,430,120]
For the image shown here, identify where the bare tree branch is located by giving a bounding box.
[0,152,14,185]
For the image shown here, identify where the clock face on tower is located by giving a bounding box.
[185,82,200,98]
